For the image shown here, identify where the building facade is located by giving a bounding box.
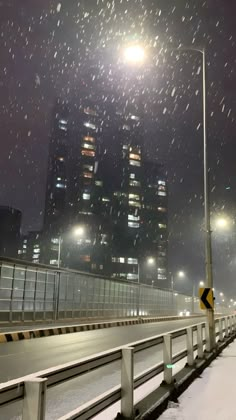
[23,93,168,286]
[0,206,22,258]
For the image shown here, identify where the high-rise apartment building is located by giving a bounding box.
[26,71,168,286]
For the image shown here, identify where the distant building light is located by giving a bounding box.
[130,115,139,121]
[127,273,138,280]
[56,183,66,189]
[82,193,90,200]
[129,159,141,167]
[158,180,166,186]
[95,180,103,187]
[158,223,167,229]
[50,259,58,265]
[59,119,67,125]
[128,221,140,228]
[84,121,96,130]
[130,173,135,179]
[128,214,140,221]
[158,191,166,197]
[127,258,138,264]
[102,197,110,202]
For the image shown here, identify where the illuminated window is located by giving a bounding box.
[112,257,125,263]
[83,172,93,178]
[83,164,93,171]
[129,193,140,200]
[123,144,129,150]
[127,273,138,280]
[158,207,167,213]
[83,136,95,143]
[129,159,141,167]
[129,201,141,208]
[95,180,103,186]
[84,121,96,130]
[158,191,167,196]
[82,143,95,150]
[128,221,140,228]
[158,185,166,191]
[56,183,66,189]
[57,157,64,162]
[127,258,138,264]
[129,180,141,187]
[102,197,110,202]
[50,259,58,265]
[81,149,95,157]
[51,238,59,244]
[128,214,140,221]
[129,153,141,161]
[158,180,166,186]
[130,173,135,179]
[158,223,167,229]
[83,193,90,200]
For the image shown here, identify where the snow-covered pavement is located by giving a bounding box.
[159,339,236,420]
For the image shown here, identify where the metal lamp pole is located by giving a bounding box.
[57,235,62,268]
[175,47,215,348]
[137,262,140,317]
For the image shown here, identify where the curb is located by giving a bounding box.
[0,315,202,343]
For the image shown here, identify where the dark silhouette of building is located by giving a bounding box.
[0,206,22,258]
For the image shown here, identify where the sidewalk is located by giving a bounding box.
[159,338,236,420]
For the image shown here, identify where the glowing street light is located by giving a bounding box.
[57,225,86,268]
[147,257,155,265]
[220,292,224,297]
[73,226,85,237]
[123,44,145,65]
[199,281,205,287]
[178,271,185,278]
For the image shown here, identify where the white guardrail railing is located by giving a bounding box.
[0,315,235,420]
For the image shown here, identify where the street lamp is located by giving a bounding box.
[57,225,85,268]
[124,43,215,348]
[123,45,146,64]
[199,280,205,287]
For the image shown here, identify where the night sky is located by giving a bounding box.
[0,1,235,295]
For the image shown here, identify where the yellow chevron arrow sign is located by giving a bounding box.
[199,288,214,310]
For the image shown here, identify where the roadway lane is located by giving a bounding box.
[0,316,206,383]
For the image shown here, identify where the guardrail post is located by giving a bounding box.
[197,324,204,359]
[186,327,194,366]
[121,347,134,419]
[205,322,211,352]
[225,317,229,338]
[163,334,172,384]
[218,318,224,342]
[22,378,47,420]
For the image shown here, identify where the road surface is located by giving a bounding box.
[0,316,206,420]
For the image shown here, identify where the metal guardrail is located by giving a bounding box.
[0,315,235,420]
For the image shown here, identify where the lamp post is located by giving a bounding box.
[123,43,215,349]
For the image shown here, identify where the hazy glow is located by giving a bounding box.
[123,45,145,64]
[216,218,229,229]
[147,257,155,265]
[199,281,204,287]
[178,271,185,278]
[73,226,85,237]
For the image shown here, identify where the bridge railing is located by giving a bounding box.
[0,257,212,323]
[0,315,235,420]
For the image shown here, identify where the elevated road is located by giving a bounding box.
[0,316,206,383]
